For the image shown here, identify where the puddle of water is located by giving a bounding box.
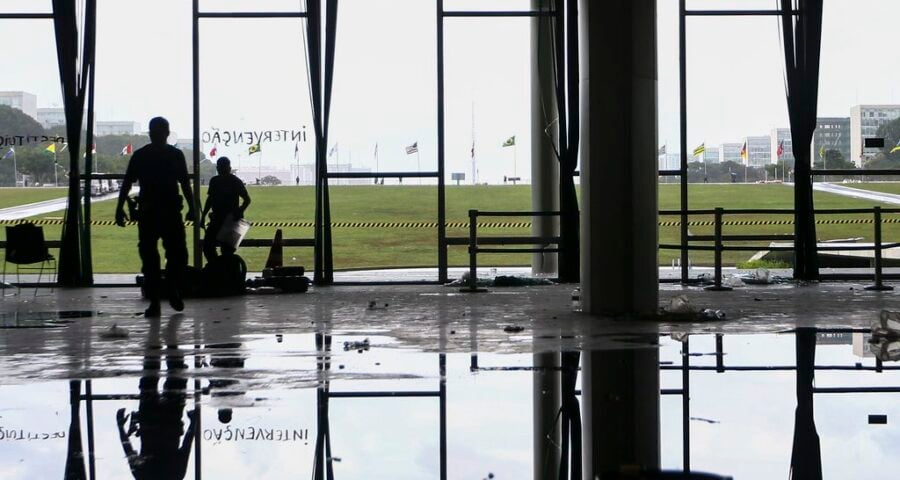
[0,329,898,479]
[0,310,95,329]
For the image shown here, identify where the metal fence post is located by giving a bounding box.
[706,207,732,291]
[461,209,487,292]
[866,206,893,291]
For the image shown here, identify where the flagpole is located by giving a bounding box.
[12,149,17,187]
[514,141,518,180]
[417,146,421,185]
[54,149,58,187]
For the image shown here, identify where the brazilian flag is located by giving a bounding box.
[249,143,261,155]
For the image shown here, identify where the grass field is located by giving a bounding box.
[0,187,67,209]
[2,183,898,273]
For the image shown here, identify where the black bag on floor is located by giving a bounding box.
[201,254,247,297]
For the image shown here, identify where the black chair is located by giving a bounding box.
[3,223,56,297]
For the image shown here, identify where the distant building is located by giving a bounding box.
[37,107,66,129]
[812,117,851,164]
[770,128,794,165]
[697,146,719,164]
[743,135,771,167]
[658,152,680,171]
[96,120,140,136]
[0,91,38,120]
[720,143,744,164]
[850,104,900,166]
[175,139,194,150]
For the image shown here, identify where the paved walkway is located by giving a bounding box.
[0,191,123,221]
[813,182,900,205]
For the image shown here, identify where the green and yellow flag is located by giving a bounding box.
[891,139,900,154]
[692,143,705,156]
[818,145,825,159]
[249,143,261,155]
[45,143,57,154]
[502,136,516,147]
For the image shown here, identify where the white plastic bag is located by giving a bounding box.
[216,214,251,250]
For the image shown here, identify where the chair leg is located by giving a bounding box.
[34,261,44,298]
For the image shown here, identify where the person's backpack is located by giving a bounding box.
[201,254,247,297]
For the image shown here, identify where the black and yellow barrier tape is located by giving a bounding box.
[4,217,900,228]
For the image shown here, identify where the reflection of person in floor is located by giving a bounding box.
[116,316,195,480]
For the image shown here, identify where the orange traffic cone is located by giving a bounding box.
[265,229,284,269]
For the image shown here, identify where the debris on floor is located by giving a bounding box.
[446,273,554,287]
[661,295,726,322]
[343,338,370,352]
[869,310,900,361]
[99,323,129,339]
[492,275,555,287]
[367,301,389,310]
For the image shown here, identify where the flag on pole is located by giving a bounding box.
[740,141,748,162]
[328,144,338,157]
[818,145,825,159]
[209,146,218,158]
[405,142,418,155]
[249,143,261,155]
[294,142,300,159]
[502,136,516,147]
[658,145,666,156]
[59,142,69,153]
[891,139,900,154]
[777,140,784,158]
[121,144,133,155]
[2,148,13,160]
[471,141,475,158]
[46,143,57,154]
[692,143,705,157]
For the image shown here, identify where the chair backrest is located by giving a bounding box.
[5,223,49,265]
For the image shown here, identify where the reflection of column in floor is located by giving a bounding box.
[533,352,561,480]
[66,380,88,480]
[582,344,660,477]
[790,329,823,479]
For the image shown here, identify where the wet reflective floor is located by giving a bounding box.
[1,284,899,478]
[1,328,899,478]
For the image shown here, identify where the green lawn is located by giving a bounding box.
[0,187,66,209]
[3,183,898,273]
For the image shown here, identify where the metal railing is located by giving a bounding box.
[447,209,561,292]
[660,206,900,290]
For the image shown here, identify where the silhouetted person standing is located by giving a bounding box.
[201,157,251,262]
[116,117,196,317]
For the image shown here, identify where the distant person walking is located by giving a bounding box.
[116,117,196,317]
[201,157,251,262]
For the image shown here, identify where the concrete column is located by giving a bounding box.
[531,0,559,275]
[582,345,661,477]
[579,0,659,315]
[532,352,561,480]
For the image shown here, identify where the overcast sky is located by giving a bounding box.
[0,0,898,182]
